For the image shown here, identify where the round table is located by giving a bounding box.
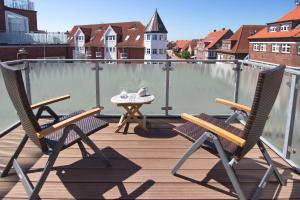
[111,93,155,133]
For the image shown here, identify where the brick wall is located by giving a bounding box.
[249,43,300,67]
[117,48,144,59]
[0,0,5,31]
[5,7,38,32]
[0,45,72,61]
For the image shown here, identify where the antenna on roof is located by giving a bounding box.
[296,0,300,6]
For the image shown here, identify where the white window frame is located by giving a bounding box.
[281,44,291,54]
[253,44,260,51]
[269,26,277,32]
[146,48,151,55]
[280,24,289,32]
[152,49,157,54]
[272,44,280,52]
[260,44,267,52]
[159,49,164,54]
[146,34,150,40]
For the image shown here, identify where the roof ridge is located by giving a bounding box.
[233,26,244,54]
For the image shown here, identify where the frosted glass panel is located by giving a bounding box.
[291,78,300,167]
[170,63,236,115]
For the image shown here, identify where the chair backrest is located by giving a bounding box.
[237,65,285,159]
[0,63,47,151]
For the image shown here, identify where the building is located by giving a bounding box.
[174,40,191,53]
[195,28,233,59]
[217,25,265,60]
[69,10,168,61]
[248,5,300,67]
[0,0,70,61]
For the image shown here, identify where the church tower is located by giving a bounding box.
[144,9,168,62]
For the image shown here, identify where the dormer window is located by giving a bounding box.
[280,24,289,31]
[125,35,130,40]
[136,35,141,40]
[76,36,84,41]
[269,26,277,32]
[105,35,116,40]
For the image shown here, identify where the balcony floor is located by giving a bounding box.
[0,118,299,199]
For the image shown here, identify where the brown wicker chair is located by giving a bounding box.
[172,65,286,200]
[0,63,110,199]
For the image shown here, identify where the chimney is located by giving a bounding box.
[213,29,216,32]
[0,0,5,31]
[222,28,226,31]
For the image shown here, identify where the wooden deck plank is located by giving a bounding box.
[0,119,298,199]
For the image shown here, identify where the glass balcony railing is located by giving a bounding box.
[4,0,35,11]
[0,32,68,45]
[0,59,300,172]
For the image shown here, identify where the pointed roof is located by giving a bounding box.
[277,5,300,22]
[145,10,168,34]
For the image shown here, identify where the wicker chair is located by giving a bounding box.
[0,63,110,199]
[172,65,286,200]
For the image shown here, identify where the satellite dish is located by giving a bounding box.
[296,0,300,6]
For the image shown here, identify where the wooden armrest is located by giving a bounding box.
[31,95,71,109]
[181,113,246,147]
[37,108,101,138]
[215,98,251,113]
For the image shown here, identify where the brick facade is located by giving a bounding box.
[249,43,300,67]
[5,7,38,32]
[0,46,72,61]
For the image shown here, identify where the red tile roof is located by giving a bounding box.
[219,25,265,54]
[277,6,300,22]
[203,29,233,50]
[175,40,191,51]
[249,6,300,40]
[68,22,145,48]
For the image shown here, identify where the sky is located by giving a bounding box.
[34,0,297,41]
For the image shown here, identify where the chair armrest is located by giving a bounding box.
[37,108,101,138]
[181,113,246,147]
[215,98,251,113]
[31,95,71,110]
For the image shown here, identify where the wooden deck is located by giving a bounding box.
[0,118,299,199]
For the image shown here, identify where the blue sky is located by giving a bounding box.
[35,0,296,40]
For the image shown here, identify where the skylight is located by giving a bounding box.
[136,35,141,40]
[125,35,130,40]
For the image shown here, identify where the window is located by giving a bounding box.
[125,35,130,40]
[272,44,280,52]
[298,45,300,54]
[159,49,164,54]
[269,26,277,32]
[106,47,109,52]
[152,35,157,40]
[253,44,260,51]
[281,44,291,53]
[152,49,157,54]
[260,44,267,52]
[106,35,116,40]
[76,36,83,41]
[280,24,289,31]
[136,35,141,40]
[146,34,151,40]
[79,47,84,51]
[146,48,151,54]
[159,35,164,40]
[165,35,167,40]
[109,47,112,52]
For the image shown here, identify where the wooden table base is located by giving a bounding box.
[115,104,148,133]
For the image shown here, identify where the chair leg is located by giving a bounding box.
[257,139,286,186]
[29,127,70,200]
[68,124,111,167]
[212,135,247,200]
[1,135,28,178]
[171,133,209,175]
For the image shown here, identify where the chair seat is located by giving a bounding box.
[42,110,108,149]
[174,113,245,157]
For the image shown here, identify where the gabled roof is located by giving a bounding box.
[68,21,145,48]
[277,6,300,22]
[220,25,265,54]
[175,40,191,51]
[145,10,168,33]
[249,6,300,40]
[202,29,233,50]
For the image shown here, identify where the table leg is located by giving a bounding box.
[124,105,148,131]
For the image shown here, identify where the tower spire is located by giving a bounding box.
[144,9,168,33]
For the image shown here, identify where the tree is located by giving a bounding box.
[181,50,191,59]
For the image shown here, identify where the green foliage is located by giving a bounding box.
[181,50,191,59]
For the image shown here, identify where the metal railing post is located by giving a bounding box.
[95,62,103,116]
[24,61,32,104]
[283,74,299,159]
[233,61,241,103]
[162,61,173,116]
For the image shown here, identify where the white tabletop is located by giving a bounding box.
[111,93,155,104]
